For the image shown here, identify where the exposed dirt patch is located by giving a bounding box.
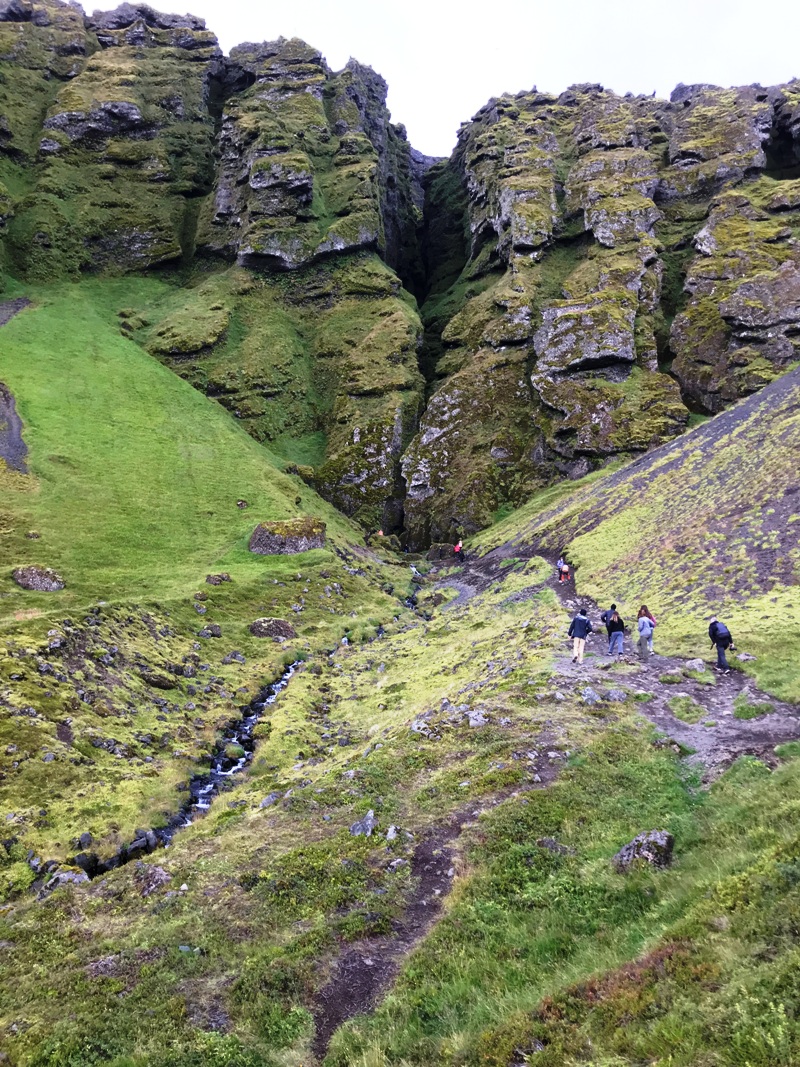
[0,297,31,328]
[311,777,559,1058]
[0,380,27,472]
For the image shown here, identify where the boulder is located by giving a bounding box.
[197,624,222,638]
[134,863,172,898]
[581,687,603,705]
[685,659,706,672]
[249,618,297,640]
[350,809,378,837]
[40,869,89,897]
[205,573,231,585]
[12,566,65,592]
[248,517,326,555]
[612,829,674,872]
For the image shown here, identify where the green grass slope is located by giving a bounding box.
[476,366,800,700]
[0,278,359,614]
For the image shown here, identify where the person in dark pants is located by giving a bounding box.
[568,607,593,664]
[453,539,464,565]
[709,616,733,673]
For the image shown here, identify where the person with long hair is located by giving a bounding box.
[637,604,656,655]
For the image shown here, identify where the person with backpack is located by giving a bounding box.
[607,610,625,656]
[568,607,593,664]
[638,605,656,655]
[636,610,655,660]
[557,556,571,583]
[709,616,733,673]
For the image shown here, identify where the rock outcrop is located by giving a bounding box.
[248,517,326,555]
[400,80,800,545]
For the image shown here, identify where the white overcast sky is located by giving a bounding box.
[92,0,800,157]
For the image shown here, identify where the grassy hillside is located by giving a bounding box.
[0,278,362,615]
[2,284,800,1067]
[476,367,800,701]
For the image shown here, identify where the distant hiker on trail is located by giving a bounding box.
[454,539,464,565]
[557,556,571,583]
[568,607,593,664]
[638,605,656,655]
[606,610,625,657]
[636,610,655,661]
[709,616,734,674]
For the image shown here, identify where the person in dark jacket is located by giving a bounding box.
[709,616,733,673]
[606,610,625,656]
[568,607,592,664]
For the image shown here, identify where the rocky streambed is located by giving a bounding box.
[31,662,299,893]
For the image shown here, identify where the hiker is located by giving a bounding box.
[601,603,617,637]
[708,616,734,673]
[638,605,656,655]
[636,610,655,661]
[568,607,593,664]
[606,610,625,656]
[557,556,571,583]
[453,539,464,564]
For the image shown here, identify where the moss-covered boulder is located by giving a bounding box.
[248,517,326,555]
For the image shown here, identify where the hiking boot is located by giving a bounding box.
[571,656,577,663]
[722,669,730,675]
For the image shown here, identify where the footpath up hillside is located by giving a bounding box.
[477,364,800,702]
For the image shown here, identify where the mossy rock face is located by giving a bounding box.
[248,517,326,555]
[403,78,800,544]
[2,0,221,278]
[196,39,427,284]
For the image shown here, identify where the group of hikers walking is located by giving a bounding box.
[567,603,657,663]
[560,556,735,671]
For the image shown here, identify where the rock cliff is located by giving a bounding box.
[403,81,800,545]
[2,1,800,543]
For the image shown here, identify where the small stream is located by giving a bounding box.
[40,662,299,884]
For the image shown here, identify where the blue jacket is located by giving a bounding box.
[637,617,654,637]
[568,614,592,639]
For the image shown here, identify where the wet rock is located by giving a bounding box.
[613,829,674,872]
[249,518,326,555]
[12,566,65,592]
[350,809,378,837]
[249,617,297,639]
